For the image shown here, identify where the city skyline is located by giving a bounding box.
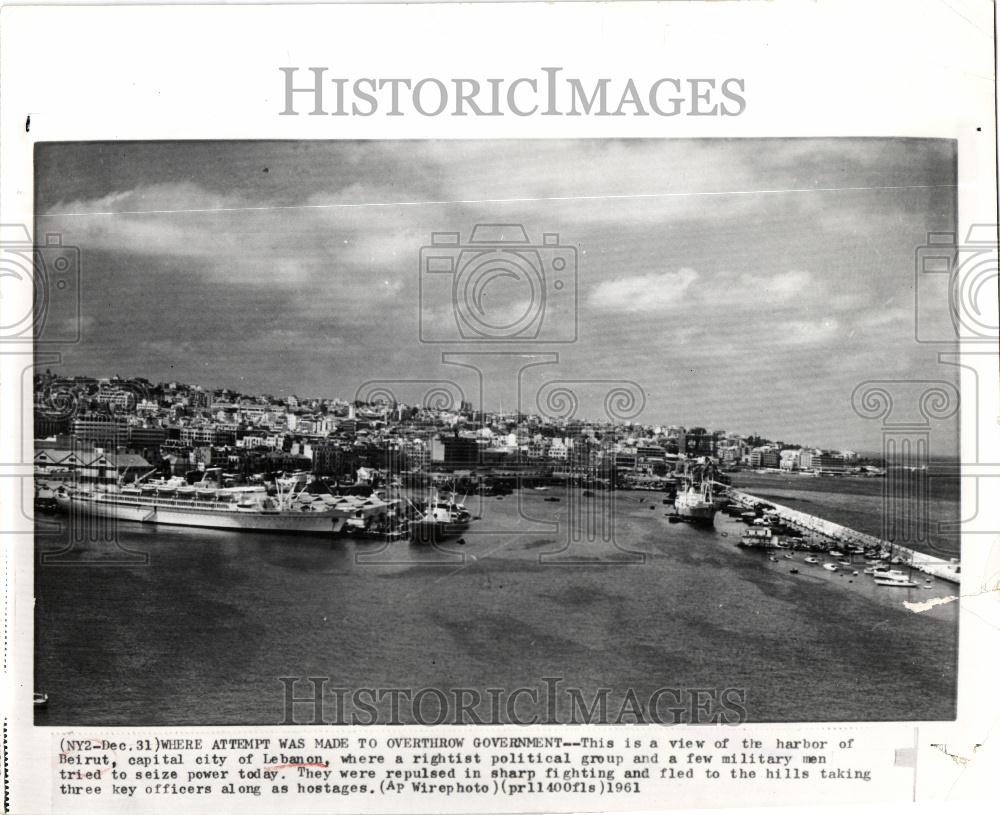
[35,139,958,451]
[37,368,902,459]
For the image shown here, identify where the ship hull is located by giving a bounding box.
[410,519,470,543]
[55,494,348,534]
[676,507,717,525]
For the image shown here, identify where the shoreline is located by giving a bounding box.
[726,488,961,585]
[727,471,960,559]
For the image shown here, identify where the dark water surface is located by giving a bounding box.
[34,488,958,726]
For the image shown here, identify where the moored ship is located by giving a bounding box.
[52,474,394,535]
[674,480,717,525]
[409,491,472,542]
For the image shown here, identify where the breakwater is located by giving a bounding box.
[727,488,961,585]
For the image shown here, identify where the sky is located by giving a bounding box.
[35,139,958,452]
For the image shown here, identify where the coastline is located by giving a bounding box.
[727,471,960,561]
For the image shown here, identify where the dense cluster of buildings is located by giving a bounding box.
[33,372,875,486]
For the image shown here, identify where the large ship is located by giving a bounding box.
[52,473,395,535]
[409,491,472,542]
[674,480,717,525]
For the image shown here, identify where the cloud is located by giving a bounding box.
[44,183,271,269]
[852,306,912,331]
[780,317,841,345]
[738,270,812,302]
[43,180,423,303]
[34,139,956,451]
[588,268,698,313]
[48,182,240,217]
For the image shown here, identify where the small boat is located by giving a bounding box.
[741,526,773,548]
[783,553,794,560]
[769,555,779,562]
[874,576,919,588]
[544,496,561,503]
[823,563,839,572]
[804,556,819,565]
[789,568,799,574]
[33,692,48,708]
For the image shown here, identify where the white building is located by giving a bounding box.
[779,449,801,471]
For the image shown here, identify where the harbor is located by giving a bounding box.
[36,454,963,584]
[35,483,958,726]
[37,467,472,542]
[34,437,963,726]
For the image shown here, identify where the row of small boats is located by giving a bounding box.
[777,554,929,588]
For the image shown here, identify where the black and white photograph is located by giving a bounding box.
[2,2,998,813]
[32,138,962,726]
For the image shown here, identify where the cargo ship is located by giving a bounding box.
[408,491,472,542]
[673,480,717,525]
[52,474,395,535]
